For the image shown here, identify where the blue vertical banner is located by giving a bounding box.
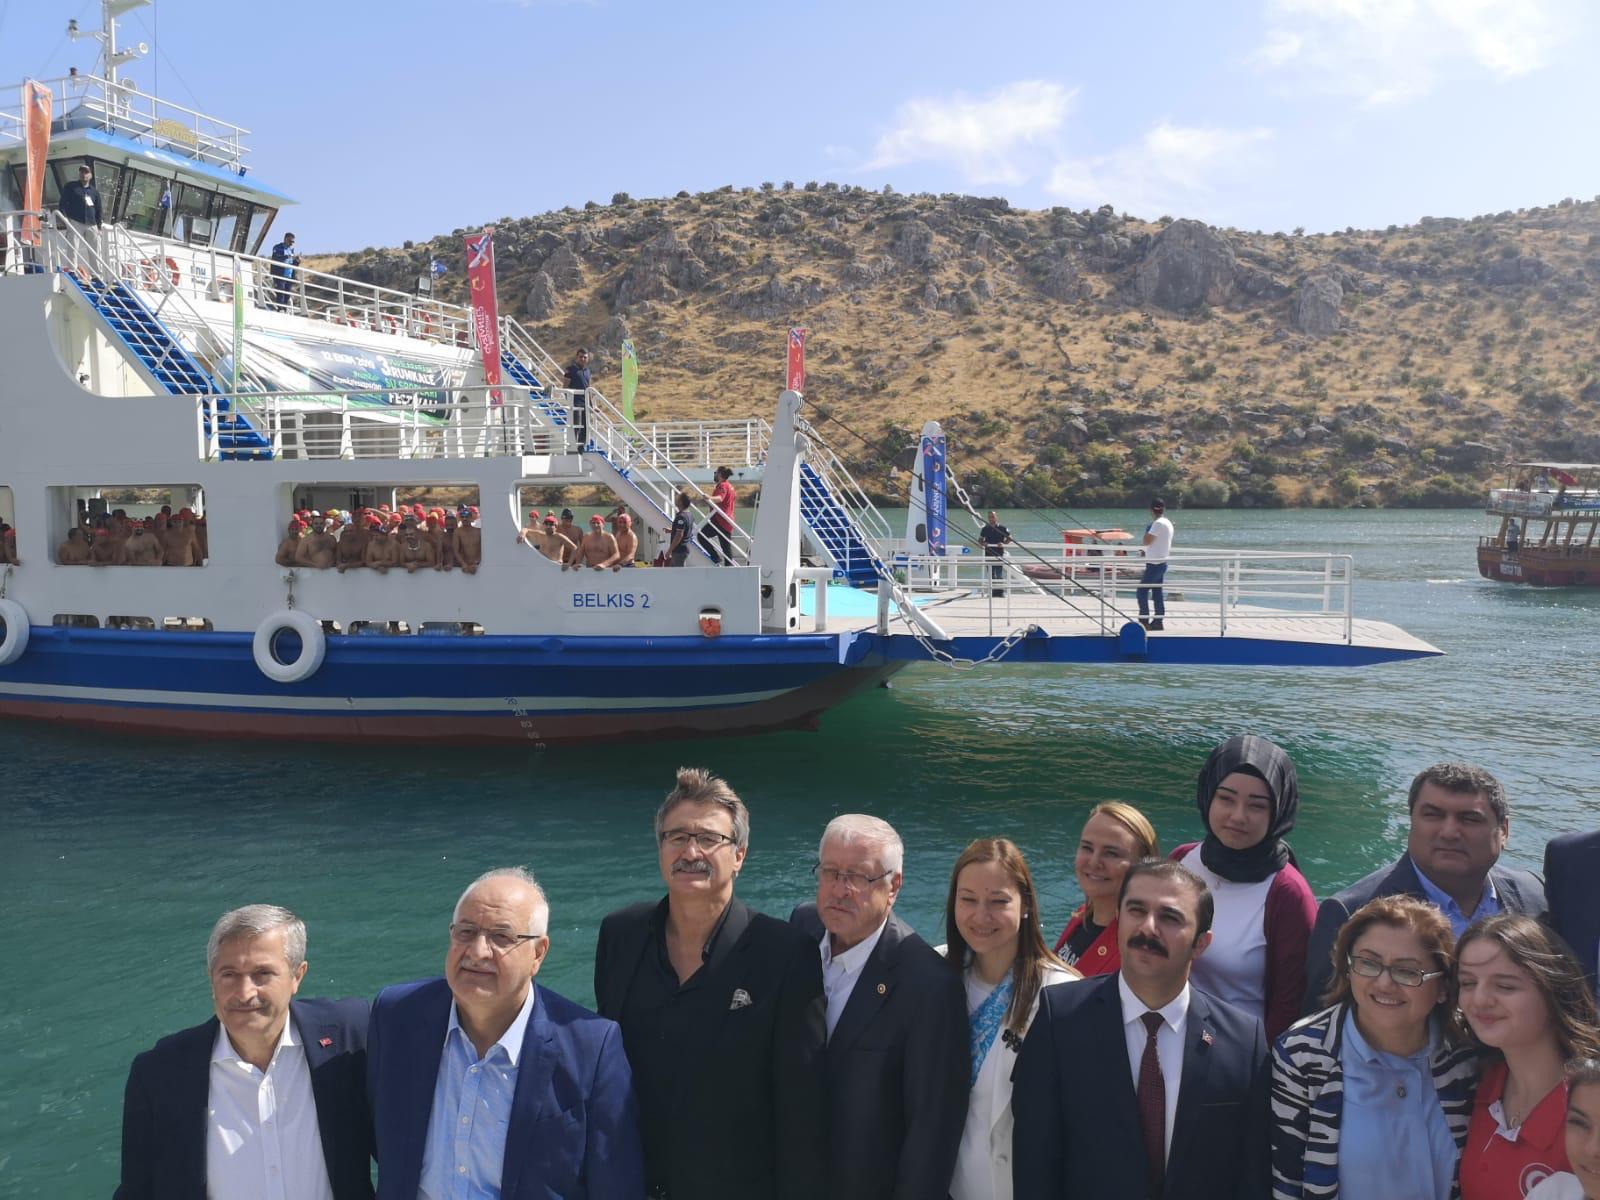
[923,431,947,555]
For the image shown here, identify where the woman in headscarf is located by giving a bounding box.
[1171,734,1317,1039]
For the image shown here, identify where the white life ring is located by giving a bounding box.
[252,610,325,683]
[0,598,31,666]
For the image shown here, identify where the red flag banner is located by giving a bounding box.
[786,327,807,393]
[465,230,503,406]
[22,80,52,246]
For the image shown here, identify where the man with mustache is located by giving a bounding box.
[115,905,374,1199]
[789,814,969,1200]
[1300,761,1546,1014]
[368,867,643,1199]
[1013,860,1271,1200]
[594,768,829,1199]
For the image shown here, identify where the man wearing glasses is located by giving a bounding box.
[367,867,643,1199]
[594,767,828,1199]
[789,814,969,1200]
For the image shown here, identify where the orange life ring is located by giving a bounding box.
[139,257,180,288]
[381,314,400,336]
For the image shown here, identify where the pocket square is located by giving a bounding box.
[729,988,753,1010]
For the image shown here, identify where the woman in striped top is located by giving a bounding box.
[1270,895,1479,1200]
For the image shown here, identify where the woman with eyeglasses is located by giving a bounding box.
[1525,1058,1600,1199]
[1052,802,1158,976]
[1270,895,1478,1200]
[1172,735,1317,1039]
[940,838,1079,1200]
[1455,914,1600,1199]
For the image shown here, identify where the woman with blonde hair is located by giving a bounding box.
[1456,914,1600,1200]
[942,838,1079,1200]
[1270,894,1477,1200]
[1052,802,1158,976]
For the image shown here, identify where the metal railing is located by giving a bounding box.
[40,218,283,397]
[796,418,896,557]
[596,417,771,475]
[196,385,562,462]
[580,388,755,564]
[0,72,251,167]
[881,547,1356,641]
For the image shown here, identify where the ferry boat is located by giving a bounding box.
[1477,463,1600,587]
[0,4,1441,745]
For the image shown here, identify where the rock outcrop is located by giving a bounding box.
[1135,219,1236,311]
[1293,273,1343,336]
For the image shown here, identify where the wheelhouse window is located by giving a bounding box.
[118,168,170,234]
[247,205,276,255]
[8,163,60,209]
[171,182,215,244]
[213,194,252,254]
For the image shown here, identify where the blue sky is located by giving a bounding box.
[4,0,1598,253]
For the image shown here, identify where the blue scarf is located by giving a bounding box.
[967,974,1014,1086]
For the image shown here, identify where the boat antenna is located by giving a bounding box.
[68,0,150,88]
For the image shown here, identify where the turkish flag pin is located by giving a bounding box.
[319,1037,333,1048]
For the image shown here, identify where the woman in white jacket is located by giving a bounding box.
[940,837,1081,1200]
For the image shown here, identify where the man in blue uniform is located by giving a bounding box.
[270,232,300,311]
[58,163,104,229]
[563,347,591,448]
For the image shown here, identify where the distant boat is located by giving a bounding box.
[1477,462,1600,587]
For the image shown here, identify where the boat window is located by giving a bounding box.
[420,621,485,636]
[247,205,276,255]
[213,194,252,255]
[51,485,209,566]
[51,614,100,628]
[349,620,412,636]
[8,164,60,209]
[74,158,125,213]
[118,168,171,234]
[171,182,215,244]
[161,617,215,631]
[107,615,156,630]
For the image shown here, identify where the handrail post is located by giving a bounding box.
[1219,557,1229,637]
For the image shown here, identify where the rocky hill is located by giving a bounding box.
[314,185,1600,508]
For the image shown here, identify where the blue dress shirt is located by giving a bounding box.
[1411,856,1500,937]
[419,986,537,1200]
[1336,1010,1457,1200]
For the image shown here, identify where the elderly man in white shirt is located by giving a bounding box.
[791,814,971,1200]
[115,905,374,1200]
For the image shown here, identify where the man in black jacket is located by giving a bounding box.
[1302,761,1547,1012]
[1013,860,1270,1200]
[563,347,591,448]
[594,767,827,1200]
[115,904,372,1200]
[57,163,103,229]
[790,813,969,1200]
[1546,830,1600,999]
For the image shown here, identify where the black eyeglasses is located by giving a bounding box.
[449,922,543,954]
[811,863,893,892]
[1347,954,1445,989]
[660,829,737,852]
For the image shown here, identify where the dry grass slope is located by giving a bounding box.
[311,185,1600,508]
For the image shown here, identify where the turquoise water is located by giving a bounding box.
[2,507,1597,1193]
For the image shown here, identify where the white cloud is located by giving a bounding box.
[1047,122,1273,219]
[1256,0,1573,104]
[865,81,1074,186]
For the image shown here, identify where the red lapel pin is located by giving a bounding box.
[319,1037,333,1048]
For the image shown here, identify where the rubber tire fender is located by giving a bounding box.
[252,609,326,684]
[0,598,30,666]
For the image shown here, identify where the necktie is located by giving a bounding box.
[1138,1011,1166,1199]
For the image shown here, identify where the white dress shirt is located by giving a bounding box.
[819,916,889,1038]
[1117,973,1190,1166]
[206,1018,334,1200]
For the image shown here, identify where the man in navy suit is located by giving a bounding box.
[368,867,643,1200]
[1301,762,1548,1012]
[1012,860,1270,1200]
[1546,830,1600,997]
[115,904,373,1200]
[789,814,969,1200]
